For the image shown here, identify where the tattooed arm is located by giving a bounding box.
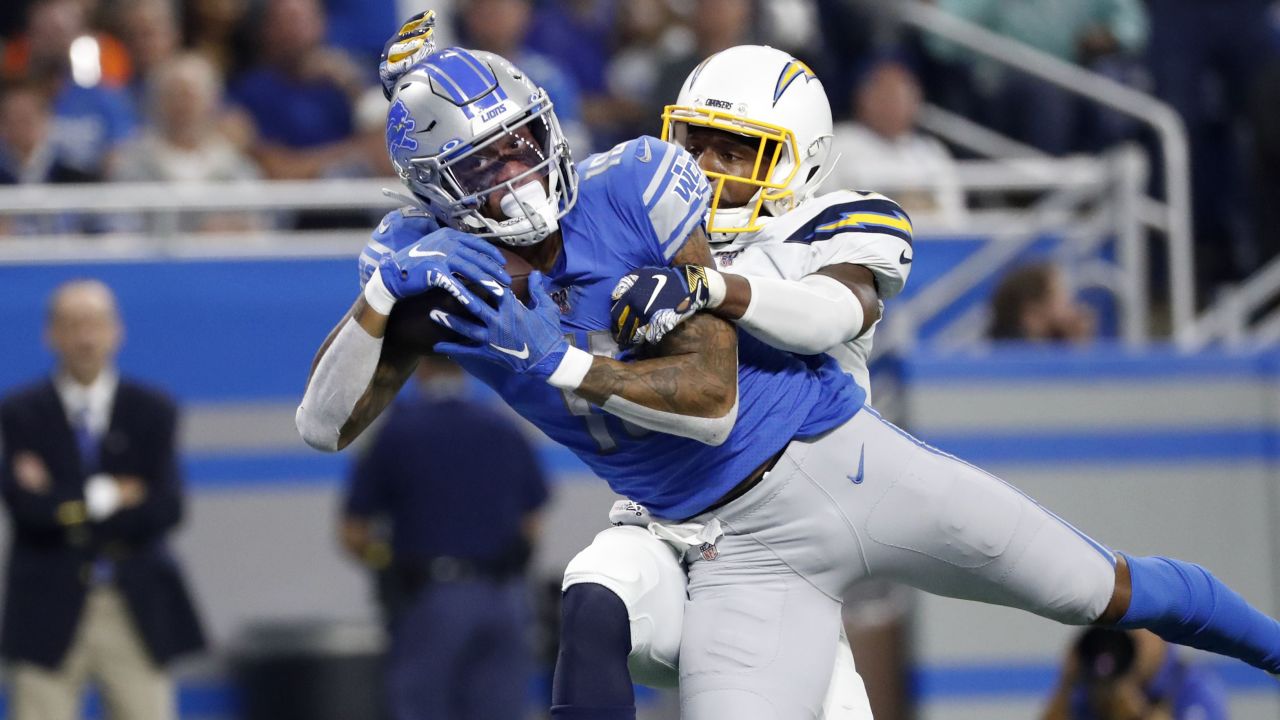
[567,227,739,443]
[296,295,420,452]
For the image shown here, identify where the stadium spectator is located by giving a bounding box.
[0,79,93,185]
[1043,627,1228,720]
[525,0,612,106]
[457,0,587,151]
[2,0,138,178]
[925,0,1149,155]
[0,279,206,720]
[0,80,97,235]
[828,57,965,228]
[229,0,367,180]
[181,0,252,77]
[339,356,549,720]
[989,262,1095,343]
[648,0,755,124]
[115,0,181,106]
[321,0,398,65]
[2,0,133,89]
[1146,0,1275,292]
[111,53,261,232]
[604,0,691,141]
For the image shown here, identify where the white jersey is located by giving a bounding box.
[709,189,914,397]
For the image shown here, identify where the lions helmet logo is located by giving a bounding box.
[386,98,419,168]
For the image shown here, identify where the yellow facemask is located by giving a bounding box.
[661,105,801,235]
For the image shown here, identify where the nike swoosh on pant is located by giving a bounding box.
[849,445,865,484]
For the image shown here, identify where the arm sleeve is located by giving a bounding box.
[296,316,385,452]
[737,273,865,355]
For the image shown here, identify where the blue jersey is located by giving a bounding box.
[458,137,866,519]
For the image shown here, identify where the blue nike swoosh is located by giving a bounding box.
[849,444,865,484]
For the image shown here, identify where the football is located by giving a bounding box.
[384,246,534,355]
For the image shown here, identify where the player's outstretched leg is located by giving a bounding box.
[1104,553,1280,673]
[551,583,636,720]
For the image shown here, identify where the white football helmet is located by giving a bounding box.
[386,47,578,246]
[663,45,834,238]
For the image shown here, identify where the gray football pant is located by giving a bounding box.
[675,408,1117,720]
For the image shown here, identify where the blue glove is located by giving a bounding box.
[377,227,511,310]
[609,265,712,348]
[433,272,570,380]
[359,207,441,288]
[379,10,437,100]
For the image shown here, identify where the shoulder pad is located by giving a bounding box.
[785,192,913,246]
[580,136,711,263]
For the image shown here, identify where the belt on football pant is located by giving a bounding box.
[695,443,789,519]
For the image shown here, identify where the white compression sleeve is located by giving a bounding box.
[296,319,384,451]
[549,347,740,446]
[601,393,738,446]
[737,273,865,355]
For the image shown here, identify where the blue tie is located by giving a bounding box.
[74,407,99,475]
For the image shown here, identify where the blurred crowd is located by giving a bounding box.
[1,0,1279,293]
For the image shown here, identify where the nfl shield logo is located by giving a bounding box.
[699,542,719,561]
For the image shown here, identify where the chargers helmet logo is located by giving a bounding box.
[386,98,419,168]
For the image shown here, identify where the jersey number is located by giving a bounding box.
[558,331,651,453]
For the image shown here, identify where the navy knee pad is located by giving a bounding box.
[1118,554,1280,672]
[551,583,636,720]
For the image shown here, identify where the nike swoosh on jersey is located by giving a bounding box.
[848,445,865,484]
[637,138,652,163]
[899,250,913,265]
[489,342,530,359]
[375,218,391,234]
[409,247,448,258]
[642,273,668,313]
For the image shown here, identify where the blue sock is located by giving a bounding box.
[1117,554,1280,672]
[550,583,637,720]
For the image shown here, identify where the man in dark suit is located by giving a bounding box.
[0,279,205,720]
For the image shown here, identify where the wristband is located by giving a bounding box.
[547,345,594,391]
[704,267,727,309]
[363,270,397,315]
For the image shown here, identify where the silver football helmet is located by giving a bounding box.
[385,47,578,246]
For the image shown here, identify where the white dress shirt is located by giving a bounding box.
[54,368,119,438]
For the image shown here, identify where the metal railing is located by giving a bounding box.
[886,0,1197,346]
[0,151,1149,353]
[870,148,1150,353]
[1190,254,1280,349]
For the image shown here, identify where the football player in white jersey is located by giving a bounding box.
[554,45,903,720]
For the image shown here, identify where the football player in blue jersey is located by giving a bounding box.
[298,30,1280,720]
